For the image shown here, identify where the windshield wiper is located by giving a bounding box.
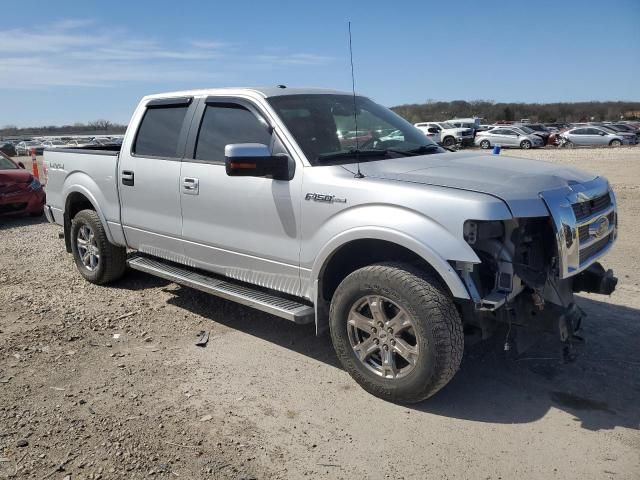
[317,149,393,162]
[385,144,442,156]
[317,144,442,163]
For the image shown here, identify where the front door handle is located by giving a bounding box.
[182,177,199,195]
[122,170,134,186]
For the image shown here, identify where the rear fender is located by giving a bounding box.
[62,175,116,245]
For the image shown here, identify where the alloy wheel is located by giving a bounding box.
[347,295,420,379]
[76,224,100,271]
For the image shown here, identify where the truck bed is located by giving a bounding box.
[44,146,122,242]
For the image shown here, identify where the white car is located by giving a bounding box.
[66,139,93,148]
[561,127,635,147]
[475,126,544,149]
[41,140,68,149]
[414,122,473,147]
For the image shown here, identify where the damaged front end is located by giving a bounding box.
[456,177,618,360]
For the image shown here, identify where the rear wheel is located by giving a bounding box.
[609,139,622,147]
[520,140,532,149]
[329,262,463,403]
[70,209,126,284]
[479,139,491,149]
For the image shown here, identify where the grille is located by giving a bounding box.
[572,193,611,221]
[579,234,612,264]
[578,211,615,243]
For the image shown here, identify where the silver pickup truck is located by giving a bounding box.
[44,87,618,402]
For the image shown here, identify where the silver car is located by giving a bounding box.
[475,126,543,149]
[562,127,634,147]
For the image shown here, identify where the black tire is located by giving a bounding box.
[70,209,126,284]
[479,139,491,149]
[329,262,463,403]
[520,140,532,149]
[609,139,622,147]
[442,136,456,148]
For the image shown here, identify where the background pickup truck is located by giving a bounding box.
[44,87,618,403]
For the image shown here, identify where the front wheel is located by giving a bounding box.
[329,263,463,403]
[479,139,491,149]
[442,136,456,148]
[520,140,532,149]
[70,209,126,284]
[609,139,622,147]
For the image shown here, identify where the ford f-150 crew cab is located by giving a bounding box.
[44,87,618,403]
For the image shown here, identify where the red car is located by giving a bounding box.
[0,152,45,217]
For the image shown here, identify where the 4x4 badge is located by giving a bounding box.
[305,193,347,204]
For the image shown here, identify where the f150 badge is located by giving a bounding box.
[305,193,347,204]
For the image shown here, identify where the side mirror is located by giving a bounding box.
[225,143,290,181]
[600,132,606,136]
[18,161,25,169]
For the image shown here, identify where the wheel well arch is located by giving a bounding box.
[318,238,450,303]
[63,191,97,252]
[65,191,95,219]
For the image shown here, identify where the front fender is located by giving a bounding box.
[305,204,484,301]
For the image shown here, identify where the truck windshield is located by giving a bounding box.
[267,94,442,165]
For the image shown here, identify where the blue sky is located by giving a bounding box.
[1,0,638,127]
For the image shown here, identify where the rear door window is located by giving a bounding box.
[134,104,190,158]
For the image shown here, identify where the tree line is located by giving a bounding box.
[0,120,127,138]
[391,100,640,124]
[3,100,640,138]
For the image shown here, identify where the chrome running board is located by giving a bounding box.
[127,255,314,324]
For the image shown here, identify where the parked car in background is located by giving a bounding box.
[42,140,68,149]
[66,139,94,148]
[447,118,485,135]
[0,141,17,157]
[606,123,640,141]
[544,123,569,131]
[475,126,543,149]
[516,123,550,145]
[0,151,45,217]
[561,127,635,146]
[16,140,44,156]
[414,122,473,147]
[548,128,570,146]
[597,126,638,144]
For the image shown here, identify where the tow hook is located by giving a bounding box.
[559,303,585,363]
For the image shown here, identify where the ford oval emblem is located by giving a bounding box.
[589,216,609,239]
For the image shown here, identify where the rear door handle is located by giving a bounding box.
[182,177,199,195]
[122,170,134,186]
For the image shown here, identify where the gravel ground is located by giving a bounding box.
[1,147,639,479]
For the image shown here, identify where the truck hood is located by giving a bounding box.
[343,151,598,217]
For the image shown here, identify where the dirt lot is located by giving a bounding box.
[1,148,639,479]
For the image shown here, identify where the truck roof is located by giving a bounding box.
[142,86,353,101]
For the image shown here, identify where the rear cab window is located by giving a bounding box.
[133,97,192,158]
